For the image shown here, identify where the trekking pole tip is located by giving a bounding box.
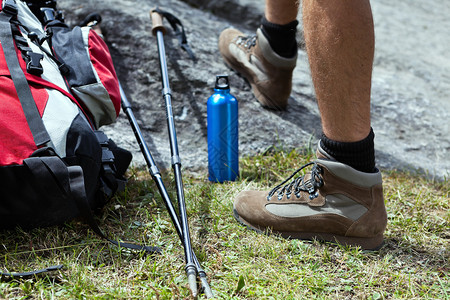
[150,8,166,36]
[187,273,198,297]
[200,276,214,298]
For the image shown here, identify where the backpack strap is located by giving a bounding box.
[0,6,50,147]
[0,265,64,279]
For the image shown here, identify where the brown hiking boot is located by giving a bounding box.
[218,28,297,110]
[233,144,387,250]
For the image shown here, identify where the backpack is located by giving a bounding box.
[0,0,156,269]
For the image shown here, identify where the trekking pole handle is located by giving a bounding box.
[150,8,166,36]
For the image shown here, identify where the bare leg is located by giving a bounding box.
[302,0,374,142]
[265,0,299,24]
[231,1,386,251]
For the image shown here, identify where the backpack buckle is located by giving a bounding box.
[2,0,18,16]
[40,7,56,24]
[26,51,44,76]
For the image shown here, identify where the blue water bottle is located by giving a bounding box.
[207,75,239,182]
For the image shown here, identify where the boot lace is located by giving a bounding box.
[236,35,257,49]
[267,162,324,201]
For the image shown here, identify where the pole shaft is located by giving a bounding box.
[155,30,196,272]
[121,83,204,269]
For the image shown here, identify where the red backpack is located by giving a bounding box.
[0,0,158,255]
[0,0,125,228]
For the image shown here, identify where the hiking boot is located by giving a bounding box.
[233,144,387,250]
[218,28,297,110]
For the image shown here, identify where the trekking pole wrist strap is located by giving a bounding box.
[150,7,196,61]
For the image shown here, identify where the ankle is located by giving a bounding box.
[260,16,298,58]
[319,128,376,173]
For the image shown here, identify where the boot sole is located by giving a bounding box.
[233,208,384,251]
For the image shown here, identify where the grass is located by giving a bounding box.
[0,147,448,299]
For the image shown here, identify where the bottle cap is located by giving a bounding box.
[214,75,229,90]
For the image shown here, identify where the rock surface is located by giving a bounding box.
[57,0,449,179]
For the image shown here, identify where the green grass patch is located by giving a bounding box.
[1,148,448,299]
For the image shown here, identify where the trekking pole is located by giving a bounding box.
[82,11,211,296]
[149,8,203,296]
[120,84,213,298]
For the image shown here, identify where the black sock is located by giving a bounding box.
[260,16,298,58]
[320,129,376,173]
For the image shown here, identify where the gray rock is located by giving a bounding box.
[57,0,449,180]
